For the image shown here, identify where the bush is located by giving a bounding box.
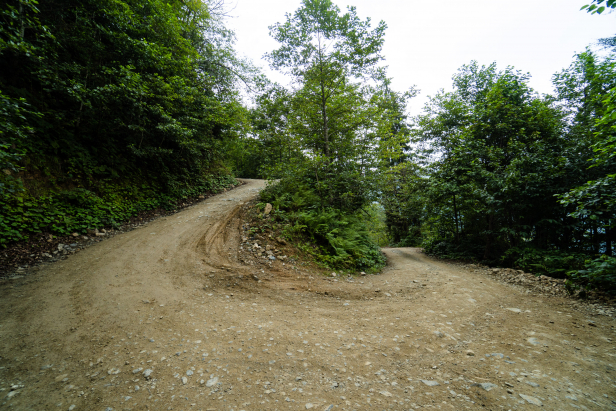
[294,209,386,270]
[500,247,615,294]
[423,237,484,261]
[567,255,616,294]
[0,174,237,246]
[502,247,587,278]
[260,181,385,271]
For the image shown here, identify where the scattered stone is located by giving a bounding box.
[526,381,540,388]
[506,308,522,313]
[186,370,194,376]
[55,374,68,382]
[478,383,497,391]
[519,394,543,406]
[305,404,314,409]
[206,377,218,387]
[132,368,143,374]
[264,203,273,215]
[434,331,444,338]
[421,380,440,387]
[181,376,188,385]
[143,369,153,379]
[380,390,393,397]
[466,350,475,356]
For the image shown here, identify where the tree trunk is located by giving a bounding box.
[316,33,330,159]
[606,224,614,256]
[19,2,25,39]
[453,194,459,244]
[483,214,494,261]
[319,71,330,159]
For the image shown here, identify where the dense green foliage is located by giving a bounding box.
[0,0,247,244]
[259,181,385,271]
[382,52,616,293]
[0,174,236,245]
[230,0,616,288]
[2,0,614,291]
[236,0,412,269]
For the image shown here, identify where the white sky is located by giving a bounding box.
[225,0,615,114]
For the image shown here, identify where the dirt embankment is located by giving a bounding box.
[0,179,614,411]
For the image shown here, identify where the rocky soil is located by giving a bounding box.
[0,179,614,411]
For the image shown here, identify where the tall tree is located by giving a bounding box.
[264,0,396,212]
[267,0,386,160]
[411,62,566,261]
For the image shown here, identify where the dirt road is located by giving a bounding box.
[0,179,614,411]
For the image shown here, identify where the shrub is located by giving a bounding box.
[567,255,616,294]
[0,174,237,246]
[260,181,385,271]
[502,247,587,278]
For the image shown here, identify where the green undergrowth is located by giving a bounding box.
[423,237,485,262]
[425,240,616,295]
[0,173,238,247]
[503,247,616,295]
[258,181,386,272]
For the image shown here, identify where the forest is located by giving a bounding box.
[1,0,615,293]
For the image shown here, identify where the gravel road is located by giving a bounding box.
[0,179,614,411]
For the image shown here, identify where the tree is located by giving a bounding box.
[0,0,249,245]
[410,62,566,262]
[265,0,392,212]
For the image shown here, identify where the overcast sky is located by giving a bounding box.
[224,0,615,114]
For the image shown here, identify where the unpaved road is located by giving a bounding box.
[0,179,615,411]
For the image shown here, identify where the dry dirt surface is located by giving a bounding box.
[1,179,615,411]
